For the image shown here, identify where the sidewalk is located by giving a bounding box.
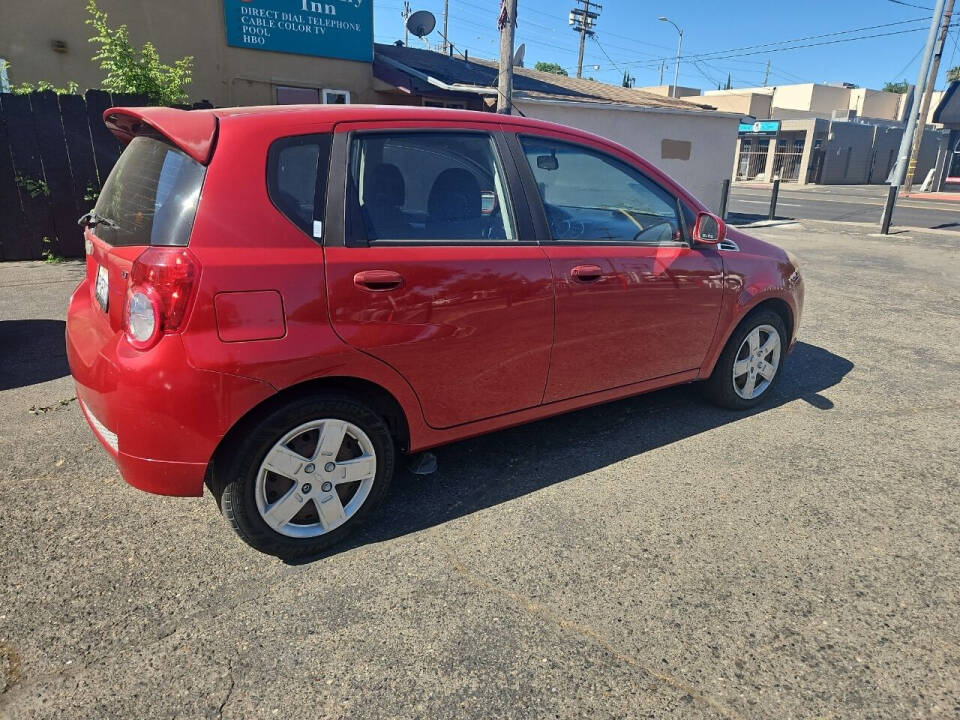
[900,191,960,202]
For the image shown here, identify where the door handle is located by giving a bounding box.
[570,264,604,282]
[354,270,404,291]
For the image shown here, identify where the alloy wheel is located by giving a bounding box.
[732,324,781,400]
[254,419,377,538]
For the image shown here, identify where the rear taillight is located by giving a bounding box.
[124,247,199,350]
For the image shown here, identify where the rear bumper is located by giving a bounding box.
[67,279,275,497]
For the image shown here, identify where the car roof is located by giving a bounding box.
[104,104,600,164]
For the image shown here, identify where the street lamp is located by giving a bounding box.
[658,16,683,98]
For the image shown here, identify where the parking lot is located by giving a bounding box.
[1,221,958,719]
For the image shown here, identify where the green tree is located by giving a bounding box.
[883,80,910,94]
[948,66,960,83]
[621,70,634,88]
[724,72,732,90]
[86,0,194,104]
[534,61,568,76]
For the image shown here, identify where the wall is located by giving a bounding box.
[700,91,772,118]
[0,0,389,106]
[849,88,902,121]
[635,85,702,99]
[515,99,739,212]
[820,122,875,184]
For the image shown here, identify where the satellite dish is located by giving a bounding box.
[407,10,436,38]
[513,43,526,67]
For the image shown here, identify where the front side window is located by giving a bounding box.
[267,134,331,236]
[348,132,515,243]
[520,136,683,245]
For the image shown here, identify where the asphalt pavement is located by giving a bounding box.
[1,224,958,719]
[729,183,960,231]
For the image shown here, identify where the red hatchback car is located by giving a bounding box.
[66,105,803,556]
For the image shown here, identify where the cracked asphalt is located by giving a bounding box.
[1,221,958,719]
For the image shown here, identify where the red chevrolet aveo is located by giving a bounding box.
[66,105,803,557]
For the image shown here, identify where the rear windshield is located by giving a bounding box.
[93,135,206,247]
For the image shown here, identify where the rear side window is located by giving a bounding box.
[347,132,515,243]
[267,134,331,237]
[94,136,206,247]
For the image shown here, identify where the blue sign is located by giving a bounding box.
[738,120,781,135]
[223,0,373,62]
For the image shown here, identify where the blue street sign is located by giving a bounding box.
[223,0,373,62]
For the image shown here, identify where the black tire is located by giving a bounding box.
[210,393,395,558]
[702,309,787,410]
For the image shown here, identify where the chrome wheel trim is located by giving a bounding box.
[254,419,377,539]
[732,324,781,400]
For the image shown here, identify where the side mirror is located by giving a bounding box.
[693,211,726,244]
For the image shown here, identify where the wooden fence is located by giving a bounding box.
[0,90,211,261]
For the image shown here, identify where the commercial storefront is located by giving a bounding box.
[0,0,413,107]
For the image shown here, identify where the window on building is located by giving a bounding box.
[276,86,320,105]
[348,132,515,243]
[520,136,682,245]
[323,89,350,104]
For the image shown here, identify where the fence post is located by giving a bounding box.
[718,178,730,220]
[768,178,780,221]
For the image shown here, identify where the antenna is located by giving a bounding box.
[406,10,437,48]
[513,43,526,68]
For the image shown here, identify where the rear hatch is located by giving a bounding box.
[83,117,211,337]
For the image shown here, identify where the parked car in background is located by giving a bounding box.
[66,105,804,557]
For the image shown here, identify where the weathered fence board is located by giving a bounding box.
[0,90,212,260]
[32,91,82,257]
[1,93,54,260]
[0,101,30,261]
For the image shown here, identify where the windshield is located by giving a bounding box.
[93,136,206,247]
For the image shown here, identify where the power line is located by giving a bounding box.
[888,0,934,8]
[572,21,935,72]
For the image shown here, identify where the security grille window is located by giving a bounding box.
[348,132,515,243]
[520,137,682,245]
[267,134,331,236]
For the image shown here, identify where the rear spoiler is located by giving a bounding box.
[103,107,218,165]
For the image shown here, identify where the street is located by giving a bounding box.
[729,184,960,232]
[1,221,958,719]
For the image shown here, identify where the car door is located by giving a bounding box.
[508,130,724,402]
[323,122,554,429]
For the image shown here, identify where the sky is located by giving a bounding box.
[372,0,959,92]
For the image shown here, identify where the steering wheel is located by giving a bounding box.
[544,204,585,239]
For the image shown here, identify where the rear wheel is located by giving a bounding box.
[703,309,786,410]
[211,394,395,558]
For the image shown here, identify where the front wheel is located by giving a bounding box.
[211,394,395,558]
[703,309,787,410]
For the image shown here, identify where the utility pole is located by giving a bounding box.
[442,0,450,54]
[763,60,771,86]
[658,16,683,98]
[402,0,411,46]
[904,0,955,193]
[569,0,601,79]
[659,60,665,85]
[889,0,947,189]
[497,0,517,114]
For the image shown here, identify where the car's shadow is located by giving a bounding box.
[0,319,70,391]
[287,341,853,565]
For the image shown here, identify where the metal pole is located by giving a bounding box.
[768,179,780,221]
[659,60,664,85]
[890,0,948,187]
[442,0,449,54]
[719,178,730,220]
[672,30,683,98]
[402,1,410,46]
[496,0,517,114]
[880,184,898,234]
[904,0,955,193]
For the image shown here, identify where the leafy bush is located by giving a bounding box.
[86,0,194,105]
